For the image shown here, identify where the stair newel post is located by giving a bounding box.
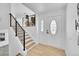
[23,30,25,51]
[15,19,17,36]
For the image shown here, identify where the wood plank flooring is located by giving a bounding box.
[26,43,65,56]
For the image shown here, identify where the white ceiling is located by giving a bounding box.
[23,3,67,14]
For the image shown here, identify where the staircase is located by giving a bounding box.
[16,27,36,50]
[10,13,37,53]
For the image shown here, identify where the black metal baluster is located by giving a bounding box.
[15,20,17,36]
[23,31,25,51]
[10,13,11,27]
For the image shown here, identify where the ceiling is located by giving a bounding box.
[23,3,67,14]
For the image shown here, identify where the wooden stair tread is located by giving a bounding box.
[25,42,36,49]
[25,36,31,39]
[17,33,28,37]
[19,36,31,40]
[18,35,30,39]
[19,37,31,41]
[17,32,27,34]
[25,39,32,42]
[25,41,34,46]
[25,39,33,44]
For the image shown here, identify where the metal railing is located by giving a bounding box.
[9,13,25,51]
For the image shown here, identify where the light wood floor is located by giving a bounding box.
[26,43,65,56]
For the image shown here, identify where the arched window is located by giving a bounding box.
[41,20,44,32]
[50,20,57,35]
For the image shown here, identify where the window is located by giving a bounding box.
[50,20,57,35]
[41,20,44,32]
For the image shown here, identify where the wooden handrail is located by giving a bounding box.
[9,13,25,51]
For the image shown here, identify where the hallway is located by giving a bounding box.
[9,3,79,56]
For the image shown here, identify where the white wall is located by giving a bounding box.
[34,8,66,49]
[66,3,79,56]
[9,27,26,56]
[0,3,10,30]
[11,3,35,26]
[0,4,9,54]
